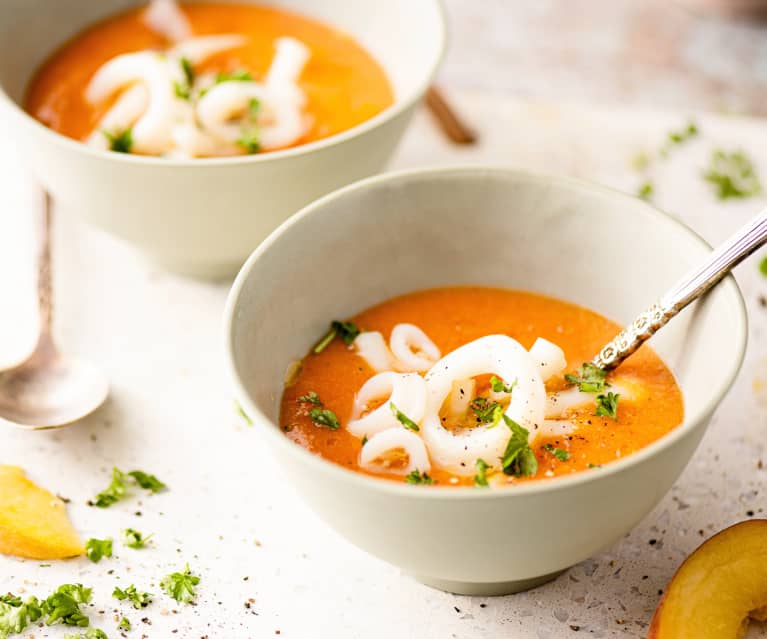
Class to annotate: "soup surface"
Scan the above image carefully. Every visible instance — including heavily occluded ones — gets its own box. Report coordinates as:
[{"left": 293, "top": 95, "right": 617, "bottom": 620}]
[
  {"left": 279, "top": 287, "right": 684, "bottom": 488},
  {"left": 25, "top": 1, "right": 394, "bottom": 156}
]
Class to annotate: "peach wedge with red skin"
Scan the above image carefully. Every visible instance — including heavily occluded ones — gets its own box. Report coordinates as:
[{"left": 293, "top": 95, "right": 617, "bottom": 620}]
[
  {"left": 649, "top": 520, "right": 767, "bottom": 639},
  {"left": 0, "top": 465, "right": 83, "bottom": 559}
]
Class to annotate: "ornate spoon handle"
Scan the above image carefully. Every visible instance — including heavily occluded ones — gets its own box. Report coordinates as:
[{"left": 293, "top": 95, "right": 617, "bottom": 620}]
[{"left": 592, "top": 208, "right": 767, "bottom": 371}]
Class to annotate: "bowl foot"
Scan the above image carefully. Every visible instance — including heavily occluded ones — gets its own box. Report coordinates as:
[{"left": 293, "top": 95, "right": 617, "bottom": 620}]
[{"left": 414, "top": 569, "right": 566, "bottom": 596}]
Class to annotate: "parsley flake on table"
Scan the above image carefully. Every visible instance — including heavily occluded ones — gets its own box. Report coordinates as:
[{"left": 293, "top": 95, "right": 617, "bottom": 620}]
[
  {"left": 595, "top": 392, "right": 620, "bottom": 420},
  {"left": 501, "top": 415, "right": 537, "bottom": 477},
  {"left": 85, "top": 538, "right": 113, "bottom": 563},
  {"left": 122, "top": 528, "right": 152, "bottom": 549},
  {"left": 404, "top": 469, "right": 434, "bottom": 485},
  {"left": 390, "top": 402, "right": 419, "bottom": 431},
  {"left": 637, "top": 181, "right": 654, "bottom": 201},
  {"left": 112, "top": 585, "right": 153, "bottom": 610},
  {"left": 489, "top": 375, "right": 516, "bottom": 393},
  {"left": 760, "top": 255, "right": 767, "bottom": 276},
  {"left": 309, "top": 407, "right": 341, "bottom": 430},
  {"left": 313, "top": 320, "right": 361, "bottom": 353},
  {"left": 704, "top": 149, "right": 762, "bottom": 200},
  {"left": 118, "top": 617, "right": 131, "bottom": 631},
  {"left": 64, "top": 629, "right": 107, "bottom": 639},
  {"left": 0, "top": 594, "right": 42, "bottom": 637},
  {"left": 41, "top": 584, "right": 91, "bottom": 627},
  {"left": 565, "top": 363, "right": 608, "bottom": 393},
  {"left": 474, "top": 458, "right": 490, "bottom": 487},
  {"left": 469, "top": 397, "right": 504, "bottom": 427},
  {"left": 160, "top": 564, "right": 200, "bottom": 604},
  {"left": 542, "top": 444, "right": 570, "bottom": 461},
  {"left": 92, "top": 468, "right": 129, "bottom": 507},
  {"left": 127, "top": 470, "right": 166, "bottom": 493},
  {"left": 235, "top": 400, "right": 253, "bottom": 425}
]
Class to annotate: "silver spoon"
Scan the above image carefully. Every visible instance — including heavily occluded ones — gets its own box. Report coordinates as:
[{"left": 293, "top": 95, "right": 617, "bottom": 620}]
[
  {"left": 593, "top": 208, "right": 767, "bottom": 370},
  {"left": 0, "top": 192, "right": 108, "bottom": 430}
]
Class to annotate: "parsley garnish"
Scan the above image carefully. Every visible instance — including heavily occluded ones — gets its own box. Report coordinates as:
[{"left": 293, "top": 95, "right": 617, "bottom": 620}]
[
  {"left": 501, "top": 415, "right": 538, "bottom": 477},
  {"left": 236, "top": 127, "right": 261, "bottom": 154},
  {"left": 704, "top": 149, "right": 762, "bottom": 200},
  {"left": 127, "top": 470, "right": 166, "bottom": 493},
  {"left": 297, "top": 392, "right": 322, "bottom": 406},
  {"left": 474, "top": 458, "right": 490, "bottom": 487},
  {"left": 112, "top": 585, "right": 152, "bottom": 609},
  {"left": 404, "top": 469, "right": 434, "bottom": 485},
  {"left": 588, "top": 463, "right": 602, "bottom": 469},
  {"left": 215, "top": 69, "right": 254, "bottom": 83},
  {"left": 122, "top": 528, "right": 152, "bottom": 549},
  {"left": 103, "top": 128, "right": 133, "bottom": 154},
  {"left": 308, "top": 408, "right": 340, "bottom": 430},
  {"left": 160, "top": 564, "right": 200, "bottom": 604},
  {"left": 91, "top": 468, "right": 166, "bottom": 508},
  {"left": 64, "top": 629, "right": 107, "bottom": 639},
  {"left": 248, "top": 97, "right": 261, "bottom": 118},
  {"left": 595, "top": 392, "right": 620, "bottom": 420},
  {"left": 361, "top": 435, "right": 368, "bottom": 446},
  {"left": 542, "top": 444, "right": 570, "bottom": 461},
  {"left": 389, "top": 402, "right": 419, "bottom": 431},
  {"left": 313, "top": 320, "right": 361, "bottom": 353},
  {"left": 489, "top": 375, "right": 516, "bottom": 393},
  {"left": 666, "top": 121, "right": 698, "bottom": 146},
  {"left": 564, "top": 363, "right": 608, "bottom": 393},
  {"left": 637, "top": 181, "right": 654, "bottom": 201},
  {"left": 41, "top": 584, "right": 91, "bottom": 627},
  {"left": 0, "top": 594, "right": 42, "bottom": 637},
  {"left": 761, "top": 256, "right": 767, "bottom": 276},
  {"left": 469, "top": 397, "right": 504, "bottom": 427},
  {"left": 84, "top": 538, "right": 112, "bottom": 563},
  {"left": 235, "top": 400, "right": 253, "bottom": 425},
  {"left": 118, "top": 617, "right": 131, "bottom": 631}
]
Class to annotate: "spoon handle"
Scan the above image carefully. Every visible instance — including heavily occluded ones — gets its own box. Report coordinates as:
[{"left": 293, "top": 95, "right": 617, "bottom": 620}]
[
  {"left": 37, "top": 192, "right": 53, "bottom": 339},
  {"left": 592, "top": 208, "right": 767, "bottom": 371}
]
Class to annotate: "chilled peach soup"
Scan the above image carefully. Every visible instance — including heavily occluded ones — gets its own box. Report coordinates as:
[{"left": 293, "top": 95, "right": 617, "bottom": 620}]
[
  {"left": 280, "top": 287, "right": 684, "bottom": 488},
  {"left": 25, "top": 1, "right": 394, "bottom": 158}
]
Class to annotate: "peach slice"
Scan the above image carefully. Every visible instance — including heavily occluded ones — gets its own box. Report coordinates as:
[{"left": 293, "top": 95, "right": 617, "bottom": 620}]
[
  {"left": 0, "top": 465, "right": 83, "bottom": 559},
  {"left": 649, "top": 520, "right": 767, "bottom": 638}
]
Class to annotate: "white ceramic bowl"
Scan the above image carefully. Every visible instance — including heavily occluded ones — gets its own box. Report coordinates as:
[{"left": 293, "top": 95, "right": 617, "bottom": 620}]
[
  {"left": 0, "top": 0, "right": 446, "bottom": 278},
  {"left": 224, "top": 167, "right": 747, "bottom": 595}
]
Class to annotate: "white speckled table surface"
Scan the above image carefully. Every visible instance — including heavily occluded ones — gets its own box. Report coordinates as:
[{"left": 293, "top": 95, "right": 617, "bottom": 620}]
[{"left": 3, "top": 92, "right": 767, "bottom": 639}]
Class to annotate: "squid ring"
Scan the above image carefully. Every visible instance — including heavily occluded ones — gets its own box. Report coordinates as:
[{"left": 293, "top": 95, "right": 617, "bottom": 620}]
[
  {"left": 359, "top": 428, "right": 431, "bottom": 476},
  {"left": 347, "top": 372, "right": 427, "bottom": 438}
]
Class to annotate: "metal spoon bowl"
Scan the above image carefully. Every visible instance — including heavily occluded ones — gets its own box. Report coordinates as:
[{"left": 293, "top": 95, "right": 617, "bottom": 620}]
[{"left": 0, "top": 193, "right": 108, "bottom": 429}]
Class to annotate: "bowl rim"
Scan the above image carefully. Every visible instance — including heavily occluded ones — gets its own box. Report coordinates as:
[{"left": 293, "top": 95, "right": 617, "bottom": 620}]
[
  {"left": 0, "top": 0, "right": 447, "bottom": 167},
  {"left": 224, "top": 165, "right": 748, "bottom": 500}
]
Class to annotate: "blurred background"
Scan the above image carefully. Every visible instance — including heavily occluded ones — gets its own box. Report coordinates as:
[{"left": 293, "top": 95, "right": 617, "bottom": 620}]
[{"left": 441, "top": 0, "right": 767, "bottom": 115}]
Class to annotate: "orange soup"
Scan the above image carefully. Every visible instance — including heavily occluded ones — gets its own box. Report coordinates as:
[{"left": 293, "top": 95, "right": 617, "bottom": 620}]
[
  {"left": 279, "top": 287, "right": 684, "bottom": 488},
  {"left": 25, "top": 1, "right": 394, "bottom": 157}
]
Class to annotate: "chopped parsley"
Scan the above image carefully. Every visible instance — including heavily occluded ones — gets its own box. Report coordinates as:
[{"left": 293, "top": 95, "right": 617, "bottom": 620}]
[
  {"left": 41, "top": 584, "right": 91, "bottom": 627},
  {"left": 103, "top": 128, "right": 133, "bottom": 154},
  {"left": 474, "top": 458, "right": 490, "bottom": 487},
  {"left": 542, "top": 444, "right": 570, "bottom": 461},
  {"left": 704, "top": 149, "right": 762, "bottom": 200},
  {"left": 501, "top": 415, "right": 537, "bottom": 477},
  {"left": 309, "top": 407, "right": 340, "bottom": 430},
  {"left": 404, "top": 469, "right": 434, "bottom": 485},
  {"left": 469, "top": 397, "right": 504, "bottom": 427},
  {"left": 84, "top": 538, "right": 113, "bottom": 563},
  {"left": 127, "top": 470, "right": 166, "bottom": 493},
  {"left": 588, "top": 463, "right": 602, "bottom": 469},
  {"left": 361, "top": 435, "right": 368, "bottom": 446},
  {"left": 565, "top": 363, "right": 608, "bottom": 393},
  {"left": 64, "top": 629, "right": 107, "bottom": 639},
  {"left": 215, "top": 69, "right": 254, "bottom": 83},
  {"left": 666, "top": 121, "right": 698, "bottom": 146},
  {"left": 390, "top": 402, "right": 419, "bottom": 431},
  {"left": 236, "top": 127, "right": 261, "bottom": 154},
  {"left": 160, "top": 564, "right": 200, "bottom": 604},
  {"left": 248, "top": 97, "right": 261, "bottom": 118},
  {"left": 489, "top": 375, "right": 516, "bottom": 393},
  {"left": 112, "top": 585, "right": 152, "bottom": 609},
  {"left": 91, "top": 468, "right": 166, "bottom": 508},
  {"left": 122, "top": 528, "right": 152, "bottom": 549},
  {"left": 595, "top": 392, "right": 620, "bottom": 420},
  {"left": 118, "top": 617, "right": 131, "bottom": 631},
  {"left": 313, "top": 320, "right": 361, "bottom": 353},
  {"left": 637, "top": 181, "right": 654, "bottom": 201},
  {"left": 235, "top": 400, "right": 253, "bottom": 425},
  {"left": 761, "top": 256, "right": 767, "bottom": 276},
  {"left": 297, "top": 391, "right": 323, "bottom": 406},
  {"left": 0, "top": 594, "right": 42, "bottom": 637}
]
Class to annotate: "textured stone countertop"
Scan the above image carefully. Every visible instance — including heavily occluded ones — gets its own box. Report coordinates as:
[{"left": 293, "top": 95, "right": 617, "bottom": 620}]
[{"left": 2, "top": 91, "right": 767, "bottom": 638}]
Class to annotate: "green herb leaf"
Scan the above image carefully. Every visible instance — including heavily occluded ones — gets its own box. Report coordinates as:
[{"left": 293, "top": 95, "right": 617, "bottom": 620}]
[
  {"left": 180, "top": 57, "right": 194, "bottom": 86},
  {"left": 309, "top": 407, "right": 340, "bottom": 430},
  {"left": 501, "top": 415, "right": 538, "bottom": 477},
  {"left": 704, "top": 149, "right": 762, "bottom": 200},
  {"left": 160, "top": 564, "right": 200, "bottom": 604},
  {"left": 92, "top": 468, "right": 129, "bottom": 508},
  {"left": 469, "top": 397, "right": 504, "bottom": 427},
  {"left": 64, "top": 629, "right": 108, "bottom": 639},
  {"left": 41, "top": 584, "right": 91, "bottom": 627},
  {"left": 588, "top": 463, "right": 602, "bottom": 469},
  {"left": 542, "top": 444, "right": 570, "bottom": 461},
  {"left": 122, "top": 528, "right": 152, "bottom": 549},
  {"left": 248, "top": 97, "right": 261, "bottom": 118},
  {"left": 235, "top": 400, "right": 253, "bottom": 425},
  {"left": 637, "top": 181, "right": 654, "bottom": 201},
  {"left": 103, "top": 128, "right": 133, "bottom": 154},
  {"left": 667, "top": 121, "right": 698, "bottom": 144},
  {"left": 173, "top": 80, "right": 191, "bottom": 100},
  {"left": 112, "top": 585, "right": 152, "bottom": 610},
  {"left": 127, "top": 470, "right": 166, "bottom": 493},
  {"left": 474, "top": 458, "right": 490, "bottom": 487},
  {"left": 595, "top": 392, "right": 620, "bottom": 420},
  {"left": 361, "top": 435, "right": 368, "bottom": 446},
  {"left": 313, "top": 320, "right": 361, "bottom": 353},
  {"left": 84, "top": 538, "right": 113, "bottom": 563},
  {"left": 564, "top": 363, "right": 608, "bottom": 393},
  {"left": 389, "top": 402, "right": 419, "bottom": 431},
  {"left": 404, "top": 469, "right": 434, "bottom": 485},
  {"left": 489, "top": 375, "right": 516, "bottom": 394},
  {"left": 215, "top": 69, "right": 254, "bottom": 83},
  {"left": 297, "top": 391, "right": 323, "bottom": 406},
  {"left": 118, "top": 617, "right": 131, "bottom": 631},
  {"left": 760, "top": 256, "right": 767, "bottom": 276},
  {"left": 236, "top": 127, "right": 261, "bottom": 154},
  {"left": 0, "top": 595, "right": 42, "bottom": 637}
]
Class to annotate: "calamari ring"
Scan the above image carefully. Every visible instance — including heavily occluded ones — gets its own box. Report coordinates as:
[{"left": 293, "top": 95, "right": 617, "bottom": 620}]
[
  {"left": 347, "top": 372, "right": 427, "bottom": 438},
  {"left": 529, "top": 337, "right": 567, "bottom": 382},
  {"left": 390, "top": 323, "right": 441, "bottom": 373},
  {"left": 359, "top": 428, "right": 430, "bottom": 476},
  {"left": 353, "top": 332, "right": 393, "bottom": 373}
]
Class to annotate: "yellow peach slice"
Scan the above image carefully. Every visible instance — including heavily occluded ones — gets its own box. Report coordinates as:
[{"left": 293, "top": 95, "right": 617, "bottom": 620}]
[
  {"left": 0, "top": 465, "right": 83, "bottom": 559},
  {"left": 649, "top": 520, "right": 767, "bottom": 639}
]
